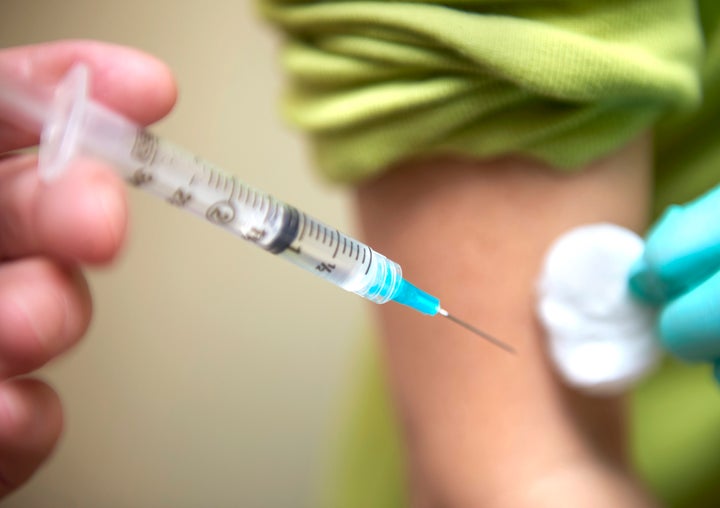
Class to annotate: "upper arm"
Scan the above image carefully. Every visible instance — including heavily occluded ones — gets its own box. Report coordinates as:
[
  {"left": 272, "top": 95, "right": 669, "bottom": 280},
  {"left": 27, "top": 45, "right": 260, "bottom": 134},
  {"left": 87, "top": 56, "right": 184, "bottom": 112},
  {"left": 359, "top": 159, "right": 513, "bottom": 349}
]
[{"left": 354, "top": 134, "right": 654, "bottom": 506}]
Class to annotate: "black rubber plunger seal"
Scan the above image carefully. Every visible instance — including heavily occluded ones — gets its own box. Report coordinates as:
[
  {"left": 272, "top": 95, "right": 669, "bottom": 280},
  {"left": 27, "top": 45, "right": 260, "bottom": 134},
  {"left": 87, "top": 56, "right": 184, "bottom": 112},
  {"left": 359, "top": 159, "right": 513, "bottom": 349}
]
[{"left": 266, "top": 206, "right": 300, "bottom": 254}]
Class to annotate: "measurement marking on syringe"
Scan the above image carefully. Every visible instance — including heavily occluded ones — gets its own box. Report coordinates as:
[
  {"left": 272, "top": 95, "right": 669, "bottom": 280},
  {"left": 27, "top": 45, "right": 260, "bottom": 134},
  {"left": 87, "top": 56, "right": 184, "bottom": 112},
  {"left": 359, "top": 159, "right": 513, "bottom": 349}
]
[
  {"left": 332, "top": 231, "right": 340, "bottom": 258},
  {"left": 328, "top": 230, "right": 335, "bottom": 248},
  {"left": 269, "top": 203, "right": 277, "bottom": 222},
  {"left": 298, "top": 214, "right": 307, "bottom": 241},
  {"left": 342, "top": 237, "right": 347, "bottom": 255},
  {"left": 229, "top": 177, "right": 237, "bottom": 202},
  {"left": 365, "top": 248, "right": 373, "bottom": 275},
  {"left": 355, "top": 244, "right": 360, "bottom": 261},
  {"left": 362, "top": 248, "right": 366, "bottom": 264},
  {"left": 322, "top": 227, "right": 327, "bottom": 243},
  {"left": 309, "top": 220, "right": 315, "bottom": 239}
]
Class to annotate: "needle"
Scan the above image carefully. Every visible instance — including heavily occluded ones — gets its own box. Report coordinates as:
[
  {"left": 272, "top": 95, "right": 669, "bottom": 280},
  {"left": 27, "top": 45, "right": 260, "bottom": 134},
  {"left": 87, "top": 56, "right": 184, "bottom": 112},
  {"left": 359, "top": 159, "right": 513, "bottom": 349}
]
[{"left": 438, "top": 308, "right": 516, "bottom": 354}]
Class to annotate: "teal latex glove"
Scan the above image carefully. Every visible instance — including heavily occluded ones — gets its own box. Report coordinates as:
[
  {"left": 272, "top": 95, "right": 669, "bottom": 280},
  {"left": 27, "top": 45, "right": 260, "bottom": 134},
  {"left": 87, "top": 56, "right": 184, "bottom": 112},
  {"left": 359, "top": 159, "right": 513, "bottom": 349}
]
[{"left": 629, "top": 185, "right": 720, "bottom": 381}]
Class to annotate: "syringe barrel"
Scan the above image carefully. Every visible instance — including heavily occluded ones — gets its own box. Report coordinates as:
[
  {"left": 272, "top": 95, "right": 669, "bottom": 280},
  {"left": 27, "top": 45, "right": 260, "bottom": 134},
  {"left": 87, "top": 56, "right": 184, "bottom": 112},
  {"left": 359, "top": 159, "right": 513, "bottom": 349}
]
[
  {"left": 41, "top": 69, "right": 407, "bottom": 305},
  {"left": 275, "top": 212, "right": 404, "bottom": 304},
  {"left": 13, "top": 64, "right": 432, "bottom": 311},
  {"left": 98, "top": 124, "right": 408, "bottom": 306}
]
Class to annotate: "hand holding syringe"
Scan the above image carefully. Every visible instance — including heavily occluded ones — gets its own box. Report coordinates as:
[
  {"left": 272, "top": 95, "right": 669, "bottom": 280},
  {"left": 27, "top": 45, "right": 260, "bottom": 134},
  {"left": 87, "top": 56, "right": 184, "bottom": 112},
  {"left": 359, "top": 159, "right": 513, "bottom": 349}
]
[{"left": 0, "top": 64, "right": 513, "bottom": 353}]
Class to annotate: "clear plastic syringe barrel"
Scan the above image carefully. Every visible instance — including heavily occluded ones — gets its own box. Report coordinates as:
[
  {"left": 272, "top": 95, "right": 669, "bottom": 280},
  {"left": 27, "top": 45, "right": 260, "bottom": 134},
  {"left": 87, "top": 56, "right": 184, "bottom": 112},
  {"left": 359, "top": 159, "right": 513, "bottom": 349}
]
[
  {"left": 91, "top": 126, "right": 405, "bottom": 304},
  {"left": 0, "top": 64, "right": 427, "bottom": 308},
  {"left": 53, "top": 79, "right": 405, "bottom": 305}
]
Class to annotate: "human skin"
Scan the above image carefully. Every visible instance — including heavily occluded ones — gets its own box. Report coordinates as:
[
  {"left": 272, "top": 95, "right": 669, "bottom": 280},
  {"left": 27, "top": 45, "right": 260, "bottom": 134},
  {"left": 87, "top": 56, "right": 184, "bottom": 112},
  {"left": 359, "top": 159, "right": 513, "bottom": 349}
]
[
  {"left": 355, "top": 136, "right": 658, "bottom": 507},
  {"left": 0, "top": 41, "right": 176, "bottom": 497},
  {"left": 0, "top": 40, "right": 658, "bottom": 506}
]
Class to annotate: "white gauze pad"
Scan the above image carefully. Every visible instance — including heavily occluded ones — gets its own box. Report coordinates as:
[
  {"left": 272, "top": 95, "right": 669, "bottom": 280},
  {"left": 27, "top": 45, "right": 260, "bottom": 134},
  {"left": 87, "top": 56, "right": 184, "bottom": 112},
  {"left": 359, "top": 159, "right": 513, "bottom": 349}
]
[{"left": 536, "top": 223, "right": 661, "bottom": 395}]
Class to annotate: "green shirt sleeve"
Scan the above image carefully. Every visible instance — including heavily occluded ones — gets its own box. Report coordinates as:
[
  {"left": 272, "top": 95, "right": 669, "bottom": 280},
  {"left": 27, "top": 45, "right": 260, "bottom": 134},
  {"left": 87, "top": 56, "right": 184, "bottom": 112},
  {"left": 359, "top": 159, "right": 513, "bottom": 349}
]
[
  {"left": 654, "top": 0, "right": 720, "bottom": 214},
  {"left": 260, "top": 0, "right": 703, "bottom": 184}
]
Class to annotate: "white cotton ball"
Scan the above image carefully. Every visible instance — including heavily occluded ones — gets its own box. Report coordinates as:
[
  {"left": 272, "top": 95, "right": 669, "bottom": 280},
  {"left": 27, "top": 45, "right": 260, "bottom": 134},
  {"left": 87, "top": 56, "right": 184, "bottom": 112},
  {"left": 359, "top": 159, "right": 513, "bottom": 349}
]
[{"left": 536, "top": 223, "right": 661, "bottom": 396}]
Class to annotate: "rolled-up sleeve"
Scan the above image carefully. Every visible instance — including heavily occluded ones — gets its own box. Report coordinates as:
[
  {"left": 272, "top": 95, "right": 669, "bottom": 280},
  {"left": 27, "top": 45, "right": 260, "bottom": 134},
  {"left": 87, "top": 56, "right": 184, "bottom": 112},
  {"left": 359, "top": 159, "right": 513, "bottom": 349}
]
[{"left": 259, "top": 0, "right": 703, "bottom": 183}]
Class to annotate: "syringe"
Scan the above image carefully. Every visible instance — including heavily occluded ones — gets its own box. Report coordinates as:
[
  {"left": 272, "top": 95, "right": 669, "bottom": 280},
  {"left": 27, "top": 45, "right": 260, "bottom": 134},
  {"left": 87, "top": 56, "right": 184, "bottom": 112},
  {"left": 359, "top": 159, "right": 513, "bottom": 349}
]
[{"left": 0, "top": 65, "right": 513, "bottom": 354}]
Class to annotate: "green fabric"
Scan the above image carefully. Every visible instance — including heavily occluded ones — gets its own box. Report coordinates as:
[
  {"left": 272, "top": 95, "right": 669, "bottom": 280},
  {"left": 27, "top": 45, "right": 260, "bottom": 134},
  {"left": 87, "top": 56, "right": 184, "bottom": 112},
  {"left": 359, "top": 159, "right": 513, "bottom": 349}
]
[
  {"left": 259, "top": 1, "right": 720, "bottom": 507},
  {"left": 260, "top": 0, "right": 703, "bottom": 184},
  {"left": 632, "top": 360, "right": 720, "bottom": 507},
  {"left": 654, "top": 1, "right": 720, "bottom": 214},
  {"left": 319, "top": 340, "right": 407, "bottom": 508}
]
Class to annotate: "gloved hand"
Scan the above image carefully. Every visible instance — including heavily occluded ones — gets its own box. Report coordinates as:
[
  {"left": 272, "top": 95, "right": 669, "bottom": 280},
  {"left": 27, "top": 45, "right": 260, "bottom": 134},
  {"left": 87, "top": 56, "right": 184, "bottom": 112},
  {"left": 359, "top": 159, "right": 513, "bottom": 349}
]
[{"left": 629, "top": 185, "right": 720, "bottom": 382}]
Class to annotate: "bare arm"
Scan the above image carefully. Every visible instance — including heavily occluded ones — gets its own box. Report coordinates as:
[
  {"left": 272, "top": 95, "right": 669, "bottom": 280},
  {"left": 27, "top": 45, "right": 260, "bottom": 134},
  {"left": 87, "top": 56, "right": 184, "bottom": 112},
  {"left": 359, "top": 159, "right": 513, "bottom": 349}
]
[{"left": 355, "top": 135, "right": 657, "bottom": 507}]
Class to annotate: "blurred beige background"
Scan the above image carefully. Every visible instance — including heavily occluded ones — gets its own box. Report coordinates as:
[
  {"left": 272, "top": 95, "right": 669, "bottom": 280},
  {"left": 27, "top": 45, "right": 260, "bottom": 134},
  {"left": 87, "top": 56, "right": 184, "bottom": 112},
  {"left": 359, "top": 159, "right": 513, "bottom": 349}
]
[{"left": 1, "top": 1, "right": 365, "bottom": 507}]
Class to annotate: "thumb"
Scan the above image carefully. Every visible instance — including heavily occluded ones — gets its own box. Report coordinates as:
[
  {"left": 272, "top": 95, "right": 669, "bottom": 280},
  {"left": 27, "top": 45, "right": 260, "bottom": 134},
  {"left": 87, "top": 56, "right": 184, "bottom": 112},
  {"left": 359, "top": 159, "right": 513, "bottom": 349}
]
[{"left": 629, "top": 184, "right": 720, "bottom": 304}]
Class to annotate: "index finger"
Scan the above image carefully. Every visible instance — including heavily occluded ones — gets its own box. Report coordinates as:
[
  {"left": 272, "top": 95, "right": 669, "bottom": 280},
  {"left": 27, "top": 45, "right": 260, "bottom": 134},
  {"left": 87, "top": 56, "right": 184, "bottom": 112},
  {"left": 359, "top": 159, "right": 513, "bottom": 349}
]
[
  {"left": 629, "top": 184, "right": 720, "bottom": 303},
  {"left": 0, "top": 39, "right": 177, "bottom": 153}
]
